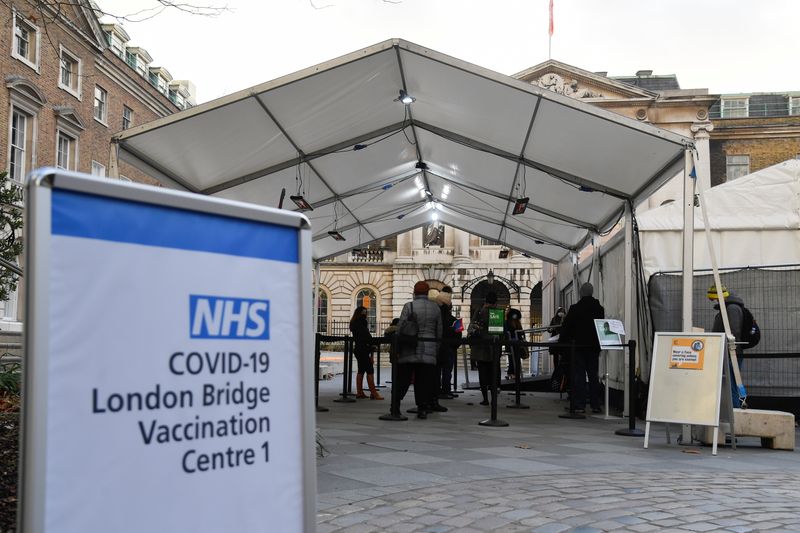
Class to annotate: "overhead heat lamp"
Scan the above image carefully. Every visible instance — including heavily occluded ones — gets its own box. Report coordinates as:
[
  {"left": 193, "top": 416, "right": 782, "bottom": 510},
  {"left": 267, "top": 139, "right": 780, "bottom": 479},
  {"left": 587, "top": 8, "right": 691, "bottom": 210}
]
[
  {"left": 328, "top": 231, "right": 346, "bottom": 241},
  {"left": 290, "top": 195, "right": 313, "bottom": 211},
  {"left": 512, "top": 197, "right": 529, "bottom": 215},
  {"left": 498, "top": 249, "right": 510, "bottom": 259}
]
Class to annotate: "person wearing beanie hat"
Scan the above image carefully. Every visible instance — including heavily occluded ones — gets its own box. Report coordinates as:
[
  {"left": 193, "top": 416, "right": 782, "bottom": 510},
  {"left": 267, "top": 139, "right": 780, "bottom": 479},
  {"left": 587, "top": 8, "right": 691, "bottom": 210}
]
[
  {"left": 436, "top": 286, "right": 460, "bottom": 399},
  {"left": 559, "top": 281, "right": 605, "bottom": 417},
  {"left": 393, "top": 281, "right": 443, "bottom": 419},
  {"left": 413, "top": 280, "right": 430, "bottom": 296}
]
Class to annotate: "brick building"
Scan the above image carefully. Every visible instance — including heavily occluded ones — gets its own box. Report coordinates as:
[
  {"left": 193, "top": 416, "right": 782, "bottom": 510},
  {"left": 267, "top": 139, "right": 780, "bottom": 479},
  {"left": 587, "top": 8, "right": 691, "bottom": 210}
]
[
  {"left": 1, "top": 0, "right": 195, "bottom": 323},
  {"left": 708, "top": 93, "right": 800, "bottom": 186}
]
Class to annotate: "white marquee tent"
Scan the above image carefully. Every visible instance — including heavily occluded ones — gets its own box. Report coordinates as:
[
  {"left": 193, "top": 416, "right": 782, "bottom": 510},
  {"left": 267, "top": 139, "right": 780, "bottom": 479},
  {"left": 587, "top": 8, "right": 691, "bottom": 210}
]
[
  {"left": 114, "top": 39, "right": 693, "bottom": 264},
  {"left": 638, "top": 159, "right": 800, "bottom": 278}
]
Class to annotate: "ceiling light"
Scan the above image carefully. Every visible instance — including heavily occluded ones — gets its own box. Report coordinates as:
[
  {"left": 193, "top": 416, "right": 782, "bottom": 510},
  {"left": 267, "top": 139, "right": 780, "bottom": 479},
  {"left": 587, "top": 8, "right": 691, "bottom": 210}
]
[
  {"left": 499, "top": 249, "right": 510, "bottom": 259},
  {"left": 419, "top": 189, "right": 426, "bottom": 199},
  {"left": 398, "top": 89, "right": 416, "bottom": 105},
  {"left": 431, "top": 212, "right": 439, "bottom": 222},
  {"left": 512, "top": 197, "right": 529, "bottom": 216},
  {"left": 290, "top": 195, "right": 313, "bottom": 211},
  {"left": 328, "top": 231, "right": 346, "bottom": 241}
]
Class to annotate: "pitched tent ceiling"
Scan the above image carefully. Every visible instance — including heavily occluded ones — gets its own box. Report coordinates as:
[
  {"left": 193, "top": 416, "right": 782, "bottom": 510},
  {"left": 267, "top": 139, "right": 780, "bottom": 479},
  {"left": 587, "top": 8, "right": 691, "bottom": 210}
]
[{"left": 115, "top": 39, "right": 693, "bottom": 263}]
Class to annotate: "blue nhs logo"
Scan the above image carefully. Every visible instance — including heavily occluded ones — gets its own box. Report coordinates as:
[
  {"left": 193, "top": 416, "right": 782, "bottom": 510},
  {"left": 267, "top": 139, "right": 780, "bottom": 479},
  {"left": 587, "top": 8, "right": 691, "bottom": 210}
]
[{"left": 189, "top": 295, "right": 270, "bottom": 339}]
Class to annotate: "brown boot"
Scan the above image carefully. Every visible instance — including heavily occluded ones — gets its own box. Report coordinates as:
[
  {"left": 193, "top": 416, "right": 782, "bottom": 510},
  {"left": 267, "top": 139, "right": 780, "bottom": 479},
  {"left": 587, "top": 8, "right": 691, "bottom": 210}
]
[
  {"left": 367, "top": 374, "right": 384, "bottom": 400},
  {"left": 355, "top": 372, "right": 367, "bottom": 399}
]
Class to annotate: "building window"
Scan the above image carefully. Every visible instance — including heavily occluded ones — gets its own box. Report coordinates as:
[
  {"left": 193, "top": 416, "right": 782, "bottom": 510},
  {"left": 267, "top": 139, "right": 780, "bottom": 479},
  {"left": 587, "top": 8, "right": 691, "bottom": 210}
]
[
  {"left": 317, "top": 290, "right": 328, "bottom": 333},
  {"left": 726, "top": 155, "right": 750, "bottom": 180},
  {"left": 9, "top": 109, "right": 32, "bottom": 183},
  {"left": 12, "top": 14, "right": 39, "bottom": 70},
  {"left": 91, "top": 161, "right": 106, "bottom": 177},
  {"left": 721, "top": 98, "right": 748, "bottom": 118},
  {"left": 56, "top": 131, "right": 76, "bottom": 170},
  {"left": 791, "top": 97, "right": 800, "bottom": 116},
  {"left": 122, "top": 106, "right": 133, "bottom": 130},
  {"left": 58, "top": 46, "right": 81, "bottom": 97},
  {"left": 93, "top": 86, "right": 108, "bottom": 124},
  {"left": 480, "top": 237, "right": 499, "bottom": 246},
  {"left": 355, "top": 288, "right": 378, "bottom": 333}
]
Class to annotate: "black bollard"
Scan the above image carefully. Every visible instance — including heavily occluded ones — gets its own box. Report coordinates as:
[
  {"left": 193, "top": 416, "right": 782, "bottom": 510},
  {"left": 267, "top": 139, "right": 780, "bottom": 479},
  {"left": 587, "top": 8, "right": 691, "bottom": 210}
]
[
  {"left": 334, "top": 337, "right": 356, "bottom": 403},
  {"left": 480, "top": 338, "right": 509, "bottom": 427},
  {"left": 506, "top": 339, "right": 529, "bottom": 409},
  {"left": 615, "top": 340, "right": 644, "bottom": 437},
  {"left": 315, "top": 333, "right": 329, "bottom": 412},
  {"left": 375, "top": 343, "right": 384, "bottom": 389},
  {"left": 380, "top": 336, "right": 407, "bottom": 421}
]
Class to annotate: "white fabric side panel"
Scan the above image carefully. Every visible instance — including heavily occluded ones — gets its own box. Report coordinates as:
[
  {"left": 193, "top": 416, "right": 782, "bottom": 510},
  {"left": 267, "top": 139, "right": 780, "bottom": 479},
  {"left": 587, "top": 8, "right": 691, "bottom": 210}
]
[{"left": 642, "top": 229, "right": 800, "bottom": 279}]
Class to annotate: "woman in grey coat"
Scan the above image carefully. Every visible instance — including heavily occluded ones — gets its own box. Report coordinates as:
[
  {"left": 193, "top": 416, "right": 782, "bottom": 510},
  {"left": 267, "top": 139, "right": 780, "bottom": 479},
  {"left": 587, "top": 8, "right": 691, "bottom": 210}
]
[{"left": 393, "top": 281, "right": 443, "bottom": 419}]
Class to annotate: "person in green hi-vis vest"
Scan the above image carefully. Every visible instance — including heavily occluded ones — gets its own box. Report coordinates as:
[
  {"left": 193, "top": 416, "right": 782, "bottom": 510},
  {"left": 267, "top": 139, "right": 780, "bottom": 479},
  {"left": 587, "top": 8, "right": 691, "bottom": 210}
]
[{"left": 470, "top": 291, "right": 501, "bottom": 405}]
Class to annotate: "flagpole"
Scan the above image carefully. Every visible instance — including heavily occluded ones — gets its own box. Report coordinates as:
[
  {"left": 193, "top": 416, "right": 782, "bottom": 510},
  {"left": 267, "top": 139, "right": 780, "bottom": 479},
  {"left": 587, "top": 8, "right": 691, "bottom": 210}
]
[{"left": 548, "top": 0, "right": 553, "bottom": 59}]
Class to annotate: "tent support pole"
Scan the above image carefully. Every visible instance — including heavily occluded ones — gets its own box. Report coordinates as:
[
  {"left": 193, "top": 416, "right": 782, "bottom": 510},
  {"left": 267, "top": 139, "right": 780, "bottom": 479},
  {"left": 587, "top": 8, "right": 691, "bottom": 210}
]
[
  {"left": 591, "top": 232, "right": 601, "bottom": 302},
  {"left": 681, "top": 148, "right": 696, "bottom": 444},
  {"left": 313, "top": 261, "right": 321, "bottom": 334},
  {"left": 623, "top": 202, "right": 633, "bottom": 418}
]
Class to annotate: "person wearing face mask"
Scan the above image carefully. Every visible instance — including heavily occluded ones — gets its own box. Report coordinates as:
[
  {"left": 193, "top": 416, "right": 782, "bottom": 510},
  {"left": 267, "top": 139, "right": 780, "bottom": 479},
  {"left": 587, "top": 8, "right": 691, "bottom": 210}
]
[{"left": 548, "top": 306, "right": 567, "bottom": 368}]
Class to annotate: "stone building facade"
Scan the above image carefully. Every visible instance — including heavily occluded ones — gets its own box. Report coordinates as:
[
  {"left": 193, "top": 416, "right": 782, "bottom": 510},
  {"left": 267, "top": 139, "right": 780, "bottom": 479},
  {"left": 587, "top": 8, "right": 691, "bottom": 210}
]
[{"left": 1, "top": 1, "right": 194, "bottom": 324}]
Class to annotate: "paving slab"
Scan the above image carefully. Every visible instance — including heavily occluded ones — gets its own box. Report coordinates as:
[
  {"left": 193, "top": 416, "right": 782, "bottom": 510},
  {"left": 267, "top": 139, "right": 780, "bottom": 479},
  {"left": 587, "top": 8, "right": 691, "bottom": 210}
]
[{"left": 316, "top": 376, "right": 800, "bottom": 532}]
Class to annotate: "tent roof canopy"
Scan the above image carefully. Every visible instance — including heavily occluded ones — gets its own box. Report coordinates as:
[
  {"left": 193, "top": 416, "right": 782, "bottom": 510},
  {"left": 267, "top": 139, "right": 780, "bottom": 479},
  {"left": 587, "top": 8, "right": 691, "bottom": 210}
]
[{"left": 115, "top": 39, "right": 693, "bottom": 262}]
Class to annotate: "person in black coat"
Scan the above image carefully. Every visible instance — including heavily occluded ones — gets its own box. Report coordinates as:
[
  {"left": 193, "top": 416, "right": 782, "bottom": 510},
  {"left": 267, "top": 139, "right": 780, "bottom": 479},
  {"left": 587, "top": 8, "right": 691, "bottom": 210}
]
[
  {"left": 349, "top": 306, "right": 383, "bottom": 400},
  {"left": 559, "top": 282, "right": 604, "bottom": 414},
  {"left": 437, "top": 286, "right": 461, "bottom": 399}
]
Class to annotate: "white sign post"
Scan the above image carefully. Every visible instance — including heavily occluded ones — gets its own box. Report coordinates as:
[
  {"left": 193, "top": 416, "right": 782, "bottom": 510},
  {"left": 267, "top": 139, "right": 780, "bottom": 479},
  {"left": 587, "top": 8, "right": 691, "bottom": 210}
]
[{"left": 21, "top": 169, "right": 316, "bottom": 532}]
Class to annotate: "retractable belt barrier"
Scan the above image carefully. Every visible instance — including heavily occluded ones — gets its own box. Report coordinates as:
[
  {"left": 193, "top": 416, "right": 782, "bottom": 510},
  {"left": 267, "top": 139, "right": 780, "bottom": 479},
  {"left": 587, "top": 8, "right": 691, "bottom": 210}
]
[{"left": 314, "top": 333, "right": 642, "bottom": 435}]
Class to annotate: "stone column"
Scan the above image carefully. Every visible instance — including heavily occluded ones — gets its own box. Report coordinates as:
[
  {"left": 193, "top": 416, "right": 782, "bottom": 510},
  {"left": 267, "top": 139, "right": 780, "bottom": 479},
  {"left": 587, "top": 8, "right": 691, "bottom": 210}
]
[
  {"left": 453, "top": 228, "right": 470, "bottom": 265},
  {"left": 396, "top": 230, "right": 412, "bottom": 263},
  {"left": 691, "top": 121, "right": 714, "bottom": 193}
]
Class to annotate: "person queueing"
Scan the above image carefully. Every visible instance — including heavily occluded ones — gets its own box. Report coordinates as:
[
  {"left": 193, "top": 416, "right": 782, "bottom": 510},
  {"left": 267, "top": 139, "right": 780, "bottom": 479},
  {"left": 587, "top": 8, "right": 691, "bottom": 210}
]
[
  {"left": 559, "top": 282, "right": 604, "bottom": 415},
  {"left": 349, "top": 306, "right": 383, "bottom": 400},
  {"left": 471, "top": 291, "right": 499, "bottom": 406},
  {"left": 437, "top": 286, "right": 461, "bottom": 400},
  {"left": 708, "top": 284, "right": 746, "bottom": 407},
  {"left": 505, "top": 308, "right": 527, "bottom": 379},
  {"left": 394, "top": 281, "right": 442, "bottom": 419}
]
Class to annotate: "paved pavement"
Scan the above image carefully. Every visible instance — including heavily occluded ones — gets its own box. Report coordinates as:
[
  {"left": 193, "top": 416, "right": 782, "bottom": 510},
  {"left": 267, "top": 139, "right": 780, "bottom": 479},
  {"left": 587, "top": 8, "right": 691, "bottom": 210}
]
[{"left": 315, "top": 374, "right": 800, "bottom": 532}]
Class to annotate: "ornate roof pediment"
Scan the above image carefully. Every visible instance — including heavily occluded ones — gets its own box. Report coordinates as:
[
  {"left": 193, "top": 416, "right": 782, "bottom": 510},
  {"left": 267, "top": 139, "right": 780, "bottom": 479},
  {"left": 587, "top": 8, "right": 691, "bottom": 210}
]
[{"left": 514, "top": 59, "right": 656, "bottom": 101}]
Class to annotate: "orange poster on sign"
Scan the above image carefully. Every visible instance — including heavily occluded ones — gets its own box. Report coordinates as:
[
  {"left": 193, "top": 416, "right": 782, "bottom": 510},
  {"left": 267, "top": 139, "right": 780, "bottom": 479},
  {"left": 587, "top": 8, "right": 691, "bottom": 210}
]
[{"left": 669, "top": 338, "right": 705, "bottom": 370}]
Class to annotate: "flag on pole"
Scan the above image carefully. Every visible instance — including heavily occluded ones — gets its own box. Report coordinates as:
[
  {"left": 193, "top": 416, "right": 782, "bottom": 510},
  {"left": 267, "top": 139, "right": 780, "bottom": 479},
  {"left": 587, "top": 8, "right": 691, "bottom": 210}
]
[{"left": 549, "top": 0, "right": 554, "bottom": 36}]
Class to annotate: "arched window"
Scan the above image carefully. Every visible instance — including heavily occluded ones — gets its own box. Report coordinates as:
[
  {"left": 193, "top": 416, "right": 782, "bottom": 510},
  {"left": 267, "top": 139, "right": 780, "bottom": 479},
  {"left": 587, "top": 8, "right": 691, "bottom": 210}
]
[
  {"left": 316, "top": 290, "right": 329, "bottom": 333},
  {"left": 355, "top": 288, "right": 378, "bottom": 333}
]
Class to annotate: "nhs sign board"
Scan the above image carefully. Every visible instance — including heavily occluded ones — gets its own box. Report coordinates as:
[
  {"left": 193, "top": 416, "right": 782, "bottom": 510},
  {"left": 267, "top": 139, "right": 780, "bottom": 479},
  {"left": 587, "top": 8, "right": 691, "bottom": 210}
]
[{"left": 190, "top": 295, "right": 270, "bottom": 339}]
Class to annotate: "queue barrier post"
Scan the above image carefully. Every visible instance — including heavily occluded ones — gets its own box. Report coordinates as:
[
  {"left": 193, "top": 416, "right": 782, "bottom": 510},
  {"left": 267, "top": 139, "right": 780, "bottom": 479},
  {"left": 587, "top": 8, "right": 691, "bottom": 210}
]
[
  {"left": 479, "top": 337, "right": 509, "bottom": 427},
  {"left": 615, "top": 339, "right": 644, "bottom": 437},
  {"left": 334, "top": 336, "right": 356, "bottom": 403},
  {"left": 506, "top": 338, "right": 529, "bottom": 410},
  {"left": 315, "top": 332, "right": 329, "bottom": 412},
  {"left": 380, "top": 334, "right": 408, "bottom": 421}
]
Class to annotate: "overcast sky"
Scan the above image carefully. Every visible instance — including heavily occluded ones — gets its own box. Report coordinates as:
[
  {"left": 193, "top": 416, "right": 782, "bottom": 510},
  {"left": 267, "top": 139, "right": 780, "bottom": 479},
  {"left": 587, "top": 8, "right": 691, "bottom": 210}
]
[{"left": 98, "top": 0, "right": 799, "bottom": 104}]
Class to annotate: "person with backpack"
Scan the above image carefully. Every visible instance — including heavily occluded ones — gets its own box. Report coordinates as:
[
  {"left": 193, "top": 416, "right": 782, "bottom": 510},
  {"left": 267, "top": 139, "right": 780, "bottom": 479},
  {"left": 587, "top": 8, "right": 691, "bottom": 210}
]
[
  {"left": 709, "top": 284, "right": 756, "bottom": 408},
  {"left": 393, "top": 281, "right": 442, "bottom": 419}
]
